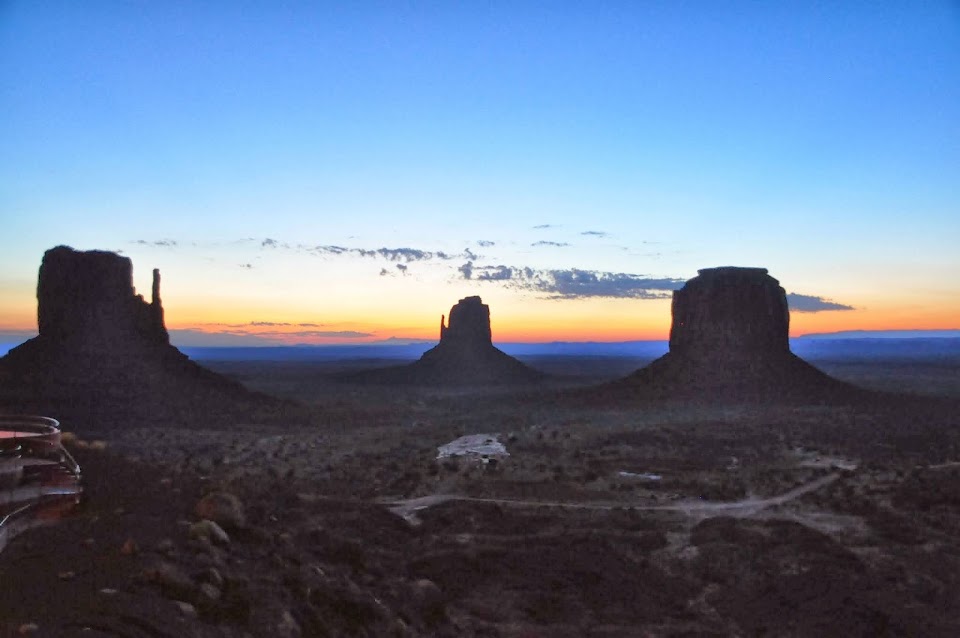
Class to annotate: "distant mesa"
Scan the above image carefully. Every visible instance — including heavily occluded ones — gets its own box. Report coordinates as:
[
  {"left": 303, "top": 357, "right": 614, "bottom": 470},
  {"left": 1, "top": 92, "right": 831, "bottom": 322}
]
[
  {"left": 614, "top": 267, "right": 856, "bottom": 402},
  {"left": 346, "top": 296, "right": 542, "bottom": 386},
  {"left": 669, "top": 267, "right": 789, "bottom": 360},
  {"left": 0, "top": 246, "right": 272, "bottom": 430}
]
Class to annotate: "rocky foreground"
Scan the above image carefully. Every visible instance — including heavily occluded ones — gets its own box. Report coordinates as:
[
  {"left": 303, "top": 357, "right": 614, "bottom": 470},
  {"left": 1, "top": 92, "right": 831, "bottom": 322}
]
[{"left": 3, "top": 394, "right": 960, "bottom": 638}]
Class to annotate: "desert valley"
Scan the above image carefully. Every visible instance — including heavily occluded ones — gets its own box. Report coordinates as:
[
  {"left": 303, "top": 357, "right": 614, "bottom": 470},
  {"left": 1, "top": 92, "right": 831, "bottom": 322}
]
[{"left": 1, "top": 247, "right": 959, "bottom": 637}]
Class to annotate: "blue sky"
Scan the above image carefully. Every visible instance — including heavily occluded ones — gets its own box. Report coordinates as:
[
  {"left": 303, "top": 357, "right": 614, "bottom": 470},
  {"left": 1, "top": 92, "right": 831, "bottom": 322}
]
[{"left": 2, "top": 1, "right": 958, "bottom": 345}]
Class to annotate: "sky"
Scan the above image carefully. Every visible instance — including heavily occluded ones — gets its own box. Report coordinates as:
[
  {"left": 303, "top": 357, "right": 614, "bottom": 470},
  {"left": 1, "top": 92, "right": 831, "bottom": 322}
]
[{"left": 2, "top": 1, "right": 958, "bottom": 346}]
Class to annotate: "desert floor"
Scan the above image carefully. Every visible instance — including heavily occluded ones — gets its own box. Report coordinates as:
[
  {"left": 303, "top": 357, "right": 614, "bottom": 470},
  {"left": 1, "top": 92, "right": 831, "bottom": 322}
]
[{"left": 2, "top": 354, "right": 960, "bottom": 637}]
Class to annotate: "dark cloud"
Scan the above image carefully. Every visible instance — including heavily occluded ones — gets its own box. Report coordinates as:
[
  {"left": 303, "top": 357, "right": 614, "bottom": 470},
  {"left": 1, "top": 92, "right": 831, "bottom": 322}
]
[
  {"left": 544, "top": 270, "right": 680, "bottom": 299},
  {"left": 532, "top": 224, "right": 557, "bottom": 229},
  {"left": 396, "top": 263, "right": 408, "bottom": 274},
  {"left": 261, "top": 238, "right": 278, "bottom": 248},
  {"left": 463, "top": 247, "right": 478, "bottom": 260},
  {"left": 240, "top": 263, "right": 253, "bottom": 269},
  {"left": 361, "top": 247, "right": 436, "bottom": 261},
  {"left": 786, "top": 293, "right": 855, "bottom": 313},
  {"left": 531, "top": 241, "right": 570, "bottom": 247},
  {"left": 309, "top": 245, "right": 454, "bottom": 262},
  {"left": 379, "top": 268, "right": 391, "bottom": 277},
  {"left": 476, "top": 240, "right": 495, "bottom": 247},
  {"left": 312, "top": 245, "right": 351, "bottom": 255},
  {"left": 459, "top": 264, "right": 683, "bottom": 299},
  {"left": 580, "top": 231, "right": 609, "bottom": 238},
  {"left": 476, "top": 265, "right": 516, "bottom": 281}
]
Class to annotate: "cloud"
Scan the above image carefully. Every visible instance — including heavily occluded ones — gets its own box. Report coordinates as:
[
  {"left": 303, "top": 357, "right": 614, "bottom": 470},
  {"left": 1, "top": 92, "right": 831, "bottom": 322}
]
[
  {"left": 476, "top": 240, "right": 496, "bottom": 247},
  {"left": 203, "top": 321, "right": 324, "bottom": 328},
  {"left": 786, "top": 293, "right": 855, "bottom": 313},
  {"left": 532, "top": 224, "right": 557, "bottom": 229},
  {"left": 308, "top": 245, "right": 455, "bottom": 262},
  {"left": 169, "top": 328, "right": 373, "bottom": 347},
  {"left": 249, "top": 321, "right": 321, "bottom": 327},
  {"left": 379, "top": 263, "right": 411, "bottom": 277},
  {"left": 580, "top": 231, "right": 609, "bottom": 238},
  {"left": 459, "top": 263, "right": 683, "bottom": 299},
  {"left": 312, "top": 245, "right": 351, "bottom": 255},
  {"left": 133, "top": 239, "right": 178, "bottom": 247},
  {"left": 363, "top": 247, "right": 444, "bottom": 261},
  {"left": 240, "top": 263, "right": 253, "bottom": 269},
  {"left": 531, "top": 241, "right": 570, "bottom": 247},
  {"left": 476, "top": 265, "right": 516, "bottom": 281},
  {"left": 261, "top": 238, "right": 278, "bottom": 248},
  {"left": 463, "top": 247, "right": 478, "bottom": 260}
]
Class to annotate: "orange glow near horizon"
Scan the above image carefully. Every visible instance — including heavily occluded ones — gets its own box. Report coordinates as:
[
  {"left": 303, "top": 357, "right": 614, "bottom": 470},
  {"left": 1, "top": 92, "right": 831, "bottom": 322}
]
[
  {"left": 3, "top": 290, "right": 959, "bottom": 344},
  {"left": 158, "top": 302, "right": 959, "bottom": 344}
]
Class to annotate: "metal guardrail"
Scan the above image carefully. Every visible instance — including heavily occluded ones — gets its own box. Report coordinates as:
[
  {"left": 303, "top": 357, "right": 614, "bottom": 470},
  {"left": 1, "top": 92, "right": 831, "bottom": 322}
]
[{"left": 0, "top": 415, "right": 83, "bottom": 554}]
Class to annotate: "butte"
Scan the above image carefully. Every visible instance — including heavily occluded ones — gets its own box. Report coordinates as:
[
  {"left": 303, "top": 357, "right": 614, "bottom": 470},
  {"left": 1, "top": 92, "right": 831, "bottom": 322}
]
[
  {"left": 610, "top": 267, "right": 858, "bottom": 403},
  {"left": 346, "top": 296, "right": 542, "bottom": 386},
  {"left": 0, "top": 246, "right": 274, "bottom": 431}
]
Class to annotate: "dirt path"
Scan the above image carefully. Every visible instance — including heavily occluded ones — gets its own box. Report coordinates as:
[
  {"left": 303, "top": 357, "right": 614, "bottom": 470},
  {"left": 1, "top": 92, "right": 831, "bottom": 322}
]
[{"left": 385, "top": 472, "right": 841, "bottom": 524}]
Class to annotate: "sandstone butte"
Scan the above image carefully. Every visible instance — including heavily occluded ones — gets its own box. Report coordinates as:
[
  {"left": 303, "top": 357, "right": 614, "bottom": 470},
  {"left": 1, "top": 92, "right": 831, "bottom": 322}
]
[
  {"left": 348, "top": 296, "right": 542, "bottom": 386},
  {"left": 0, "top": 246, "right": 273, "bottom": 430},
  {"left": 617, "top": 266, "right": 857, "bottom": 402}
]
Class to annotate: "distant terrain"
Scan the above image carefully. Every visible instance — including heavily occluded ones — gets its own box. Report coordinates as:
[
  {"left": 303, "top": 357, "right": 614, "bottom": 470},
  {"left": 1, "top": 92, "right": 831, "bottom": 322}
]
[
  {"left": 4, "top": 332, "right": 960, "bottom": 361},
  {"left": 179, "top": 335, "right": 960, "bottom": 363}
]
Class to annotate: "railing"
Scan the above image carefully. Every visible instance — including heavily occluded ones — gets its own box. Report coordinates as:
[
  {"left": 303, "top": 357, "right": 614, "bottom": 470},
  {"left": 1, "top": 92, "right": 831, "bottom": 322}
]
[{"left": 0, "top": 415, "right": 83, "bottom": 554}]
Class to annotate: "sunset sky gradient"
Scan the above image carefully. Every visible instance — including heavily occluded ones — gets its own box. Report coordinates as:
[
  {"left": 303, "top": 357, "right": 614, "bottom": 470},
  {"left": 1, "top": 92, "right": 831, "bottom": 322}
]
[{"left": 2, "top": 2, "right": 958, "bottom": 346}]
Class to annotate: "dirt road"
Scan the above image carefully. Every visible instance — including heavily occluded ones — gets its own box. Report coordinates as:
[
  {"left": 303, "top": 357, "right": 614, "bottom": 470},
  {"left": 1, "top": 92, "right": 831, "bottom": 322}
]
[{"left": 386, "top": 472, "right": 841, "bottom": 524}]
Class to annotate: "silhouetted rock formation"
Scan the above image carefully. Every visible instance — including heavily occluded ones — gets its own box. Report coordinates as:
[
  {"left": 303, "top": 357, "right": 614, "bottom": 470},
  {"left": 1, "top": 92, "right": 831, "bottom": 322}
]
[
  {"left": 347, "top": 296, "right": 542, "bottom": 386},
  {"left": 36, "top": 246, "right": 169, "bottom": 350},
  {"left": 615, "top": 267, "right": 855, "bottom": 402},
  {"left": 438, "top": 296, "right": 493, "bottom": 346},
  {"left": 670, "top": 267, "right": 789, "bottom": 360},
  {"left": 0, "top": 246, "right": 275, "bottom": 430}
]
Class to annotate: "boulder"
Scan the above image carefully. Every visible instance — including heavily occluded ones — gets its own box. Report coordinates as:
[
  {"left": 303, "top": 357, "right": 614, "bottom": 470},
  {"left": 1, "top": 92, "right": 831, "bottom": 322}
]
[{"left": 194, "top": 492, "right": 246, "bottom": 530}]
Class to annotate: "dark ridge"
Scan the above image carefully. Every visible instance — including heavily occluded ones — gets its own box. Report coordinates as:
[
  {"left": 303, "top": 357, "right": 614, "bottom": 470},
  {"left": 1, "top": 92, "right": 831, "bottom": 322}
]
[
  {"left": 343, "top": 296, "right": 543, "bottom": 386},
  {"left": 0, "top": 246, "right": 283, "bottom": 432}
]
